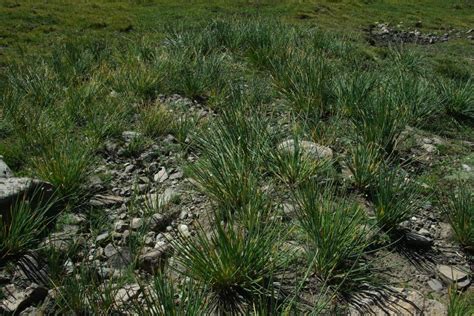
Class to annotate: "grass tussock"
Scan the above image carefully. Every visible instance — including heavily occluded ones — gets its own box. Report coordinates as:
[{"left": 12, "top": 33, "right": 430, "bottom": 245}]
[
  {"left": 371, "top": 168, "right": 423, "bottom": 232},
  {"left": 295, "top": 183, "right": 378, "bottom": 295},
  {"left": 439, "top": 184, "right": 474, "bottom": 251},
  {"left": 187, "top": 110, "right": 271, "bottom": 215},
  {"left": 31, "top": 139, "right": 93, "bottom": 201},
  {"left": 173, "top": 215, "right": 292, "bottom": 314},
  {"left": 1, "top": 192, "right": 58, "bottom": 260}
]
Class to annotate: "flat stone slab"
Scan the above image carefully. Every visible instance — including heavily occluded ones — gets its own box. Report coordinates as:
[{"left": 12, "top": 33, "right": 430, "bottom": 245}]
[{"left": 437, "top": 265, "right": 469, "bottom": 282}]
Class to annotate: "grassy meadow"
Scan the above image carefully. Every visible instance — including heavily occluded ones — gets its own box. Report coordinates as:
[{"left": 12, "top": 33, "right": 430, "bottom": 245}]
[{"left": 0, "top": 0, "right": 473, "bottom": 314}]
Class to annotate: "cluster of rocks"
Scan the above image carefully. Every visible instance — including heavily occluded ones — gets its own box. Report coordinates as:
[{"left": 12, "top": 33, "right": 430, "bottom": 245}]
[
  {"left": 1, "top": 95, "right": 473, "bottom": 313},
  {"left": 366, "top": 22, "right": 473, "bottom": 46},
  {"left": 0, "top": 95, "right": 209, "bottom": 314}
]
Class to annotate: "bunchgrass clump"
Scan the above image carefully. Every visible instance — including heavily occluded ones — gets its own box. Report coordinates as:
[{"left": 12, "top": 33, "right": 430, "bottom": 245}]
[
  {"left": 269, "top": 138, "right": 332, "bottom": 186},
  {"left": 349, "top": 92, "right": 407, "bottom": 155},
  {"left": 295, "top": 183, "right": 376, "bottom": 295},
  {"left": 171, "top": 112, "right": 200, "bottom": 145},
  {"left": 438, "top": 78, "right": 473, "bottom": 122},
  {"left": 172, "top": 215, "right": 292, "bottom": 314},
  {"left": 54, "top": 266, "right": 122, "bottom": 314},
  {"left": 439, "top": 184, "right": 474, "bottom": 251},
  {"left": 370, "top": 168, "right": 423, "bottom": 232},
  {"left": 31, "top": 139, "right": 93, "bottom": 201},
  {"left": 1, "top": 192, "right": 57, "bottom": 259},
  {"left": 134, "top": 273, "right": 207, "bottom": 315},
  {"left": 122, "top": 136, "right": 148, "bottom": 158},
  {"left": 187, "top": 110, "right": 271, "bottom": 214},
  {"left": 163, "top": 51, "right": 231, "bottom": 102},
  {"left": 347, "top": 143, "right": 385, "bottom": 192},
  {"left": 447, "top": 286, "right": 474, "bottom": 316},
  {"left": 112, "top": 62, "right": 163, "bottom": 101},
  {"left": 139, "top": 103, "right": 174, "bottom": 138},
  {"left": 272, "top": 50, "right": 334, "bottom": 121}
]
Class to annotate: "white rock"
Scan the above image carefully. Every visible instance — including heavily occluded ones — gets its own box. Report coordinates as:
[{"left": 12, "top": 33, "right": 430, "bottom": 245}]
[
  {"left": 96, "top": 232, "right": 109, "bottom": 245},
  {"left": 461, "top": 164, "right": 472, "bottom": 172},
  {"left": 122, "top": 131, "right": 141, "bottom": 142},
  {"left": 178, "top": 224, "right": 191, "bottom": 237},
  {"left": 437, "top": 265, "right": 468, "bottom": 282},
  {"left": 0, "top": 159, "right": 13, "bottom": 178},
  {"left": 154, "top": 167, "right": 168, "bottom": 183},
  {"left": 115, "top": 284, "right": 140, "bottom": 305},
  {"left": 277, "top": 139, "right": 333, "bottom": 160},
  {"left": 130, "top": 217, "right": 144, "bottom": 230},
  {"left": 114, "top": 220, "right": 128, "bottom": 233}
]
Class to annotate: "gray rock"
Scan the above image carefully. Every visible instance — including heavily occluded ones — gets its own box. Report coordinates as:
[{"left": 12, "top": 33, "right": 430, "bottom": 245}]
[
  {"left": 169, "top": 171, "right": 183, "bottom": 180},
  {"left": 104, "top": 243, "right": 118, "bottom": 258},
  {"left": 43, "top": 231, "right": 77, "bottom": 253},
  {"left": 115, "top": 284, "right": 140, "bottom": 306},
  {"left": 107, "top": 247, "right": 132, "bottom": 269},
  {"left": 0, "top": 284, "right": 48, "bottom": 314},
  {"left": 278, "top": 139, "right": 333, "bottom": 160},
  {"left": 405, "top": 231, "right": 433, "bottom": 249},
  {"left": 122, "top": 131, "right": 141, "bottom": 142},
  {"left": 437, "top": 265, "right": 470, "bottom": 289},
  {"left": 154, "top": 168, "right": 168, "bottom": 183},
  {"left": 150, "top": 213, "right": 169, "bottom": 232},
  {"left": 124, "top": 164, "right": 135, "bottom": 173},
  {"left": 428, "top": 279, "right": 444, "bottom": 292},
  {"left": 0, "top": 177, "right": 54, "bottom": 222},
  {"left": 438, "top": 222, "right": 453, "bottom": 240},
  {"left": 139, "top": 244, "right": 171, "bottom": 273},
  {"left": 89, "top": 194, "right": 125, "bottom": 207},
  {"left": 0, "top": 159, "right": 13, "bottom": 178},
  {"left": 130, "top": 217, "right": 144, "bottom": 230}
]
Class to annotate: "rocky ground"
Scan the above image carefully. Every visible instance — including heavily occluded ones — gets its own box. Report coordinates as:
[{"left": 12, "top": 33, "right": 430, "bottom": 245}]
[
  {"left": 365, "top": 22, "right": 474, "bottom": 46},
  {"left": 1, "top": 94, "right": 472, "bottom": 315}
]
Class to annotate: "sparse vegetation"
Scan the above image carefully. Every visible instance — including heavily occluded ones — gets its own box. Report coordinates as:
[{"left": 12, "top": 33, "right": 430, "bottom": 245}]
[{"left": 0, "top": 1, "right": 473, "bottom": 314}]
